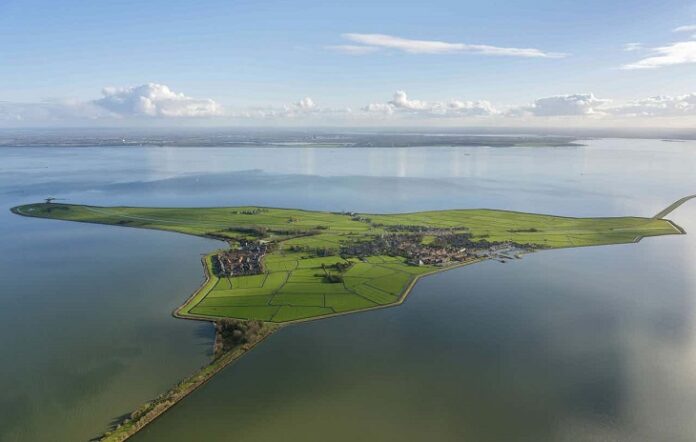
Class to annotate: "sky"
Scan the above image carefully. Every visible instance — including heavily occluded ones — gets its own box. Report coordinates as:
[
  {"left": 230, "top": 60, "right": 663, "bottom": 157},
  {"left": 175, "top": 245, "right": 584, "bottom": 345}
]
[{"left": 1, "top": 0, "right": 696, "bottom": 127}]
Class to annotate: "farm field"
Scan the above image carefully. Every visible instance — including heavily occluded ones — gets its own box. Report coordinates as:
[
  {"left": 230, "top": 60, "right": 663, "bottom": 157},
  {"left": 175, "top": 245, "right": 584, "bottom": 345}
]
[{"left": 12, "top": 203, "right": 683, "bottom": 322}]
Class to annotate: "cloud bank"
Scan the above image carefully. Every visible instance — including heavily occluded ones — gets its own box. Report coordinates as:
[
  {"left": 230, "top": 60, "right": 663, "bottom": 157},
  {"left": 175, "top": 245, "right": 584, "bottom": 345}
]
[
  {"left": 519, "top": 94, "right": 611, "bottom": 117},
  {"left": 363, "top": 90, "right": 497, "bottom": 117},
  {"left": 609, "top": 94, "right": 696, "bottom": 116},
  {"left": 3, "top": 83, "right": 696, "bottom": 127}
]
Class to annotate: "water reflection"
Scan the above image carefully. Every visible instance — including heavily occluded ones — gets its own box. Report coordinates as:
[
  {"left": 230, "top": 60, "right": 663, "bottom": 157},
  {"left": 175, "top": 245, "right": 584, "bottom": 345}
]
[
  {"left": 0, "top": 139, "right": 695, "bottom": 441},
  {"left": 135, "top": 204, "right": 696, "bottom": 442}
]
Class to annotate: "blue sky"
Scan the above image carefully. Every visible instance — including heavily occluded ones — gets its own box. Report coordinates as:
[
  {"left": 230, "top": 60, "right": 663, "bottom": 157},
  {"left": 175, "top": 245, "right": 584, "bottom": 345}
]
[{"left": 1, "top": 0, "right": 696, "bottom": 126}]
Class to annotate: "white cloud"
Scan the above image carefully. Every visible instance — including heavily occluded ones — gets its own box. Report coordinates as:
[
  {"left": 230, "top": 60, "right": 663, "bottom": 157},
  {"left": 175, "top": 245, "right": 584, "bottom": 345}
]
[
  {"left": 338, "top": 33, "right": 565, "bottom": 58},
  {"left": 234, "top": 97, "right": 345, "bottom": 120},
  {"left": 623, "top": 42, "right": 643, "bottom": 52},
  {"left": 361, "top": 102, "right": 395, "bottom": 115},
  {"left": 4, "top": 84, "right": 696, "bottom": 127},
  {"left": 94, "top": 83, "right": 222, "bottom": 117},
  {"left": 296, "top": 97, "right": 316, "bottom": 110},
  {"left": 609, "top": 94, "right": 696, "bottom": 116},
  {"left": 1, "top": 83, "right": 223, "bottom": 123},
  {"left": 674, "top": 24, "right": 696, "bottom": 33},
  {"left": 517, "top": 93, "right": 611, "bottom": 117},
  {"left": 447, "top": 99, "right": 498, "bottom": 115},
  {"left": 622, "top": 41, "right": 696, "bottom": 69},
  {"left": 511, "top": 92, "right": 696, "bottom": 119},
  {"left": 325, "top": 45, "right": 380, "bottom": 55},
  {"left": 390, "top": 90, "right": 430, "bottom": 110},
  {"left": 363, "top": 90, "right": 497, "bottom": 117}
]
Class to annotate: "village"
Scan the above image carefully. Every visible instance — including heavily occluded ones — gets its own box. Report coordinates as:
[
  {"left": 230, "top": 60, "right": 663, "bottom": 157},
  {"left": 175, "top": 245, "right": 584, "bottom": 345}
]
[
  {"left": 212, "top": 225, "right": 534, "bottom": 279},
  {"left": 214, "top": 241, "right": 267, "bottom": 276},
  {"left": 340, "top": 230, "right": 531, "bottom": 266}
]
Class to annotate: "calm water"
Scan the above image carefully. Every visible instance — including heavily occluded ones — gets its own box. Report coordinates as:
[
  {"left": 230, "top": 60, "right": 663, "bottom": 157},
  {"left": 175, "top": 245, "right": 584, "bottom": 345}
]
[{"left": 1, "top": 139, "right": 695, "bottom": 441}]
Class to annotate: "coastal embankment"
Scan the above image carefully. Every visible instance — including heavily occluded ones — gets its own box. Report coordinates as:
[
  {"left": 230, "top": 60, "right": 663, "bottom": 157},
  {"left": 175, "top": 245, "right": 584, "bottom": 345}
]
[
  {"left": 653, "top": 194, "right": 696, "bottom": 219},
  {"left": 98, "top": 322, "right": 278, "bottom": 441}
]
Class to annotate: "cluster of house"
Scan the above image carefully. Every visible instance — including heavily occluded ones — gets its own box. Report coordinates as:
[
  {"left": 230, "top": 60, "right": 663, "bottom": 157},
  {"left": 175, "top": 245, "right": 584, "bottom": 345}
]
[
  {"left": 340, "top": 231, "right": 529, "bottom": 266},
  {"left": 229, "top": 208, "right": 268, "bottom": 215},
  {"left": 215, "top": 241, "right": 267, "bottom": 276},
  {"left": 406, "top": 248, "right": 469, "bottom": 266},
  {"left": 338, "top": 232, "right": 462, "bottom": 265}
]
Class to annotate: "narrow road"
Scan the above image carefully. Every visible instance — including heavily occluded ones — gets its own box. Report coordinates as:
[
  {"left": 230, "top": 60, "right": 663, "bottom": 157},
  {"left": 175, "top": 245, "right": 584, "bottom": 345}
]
[{"left": 654, "top": 194, "right": 696, "bottom": 219}]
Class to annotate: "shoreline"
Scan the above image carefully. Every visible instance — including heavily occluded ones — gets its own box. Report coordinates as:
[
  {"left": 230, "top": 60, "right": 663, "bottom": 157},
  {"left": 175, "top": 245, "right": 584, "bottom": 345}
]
[
  {"left": 9, "top": 198, "right": 692, "bottom": 440},
  {"left": 99, "top": 254, "right": 490, "bottom": 441},
  {"left": 98, "top": 216, "right": 689, "bottom": 439},
  {"left": 260, "top": 256, "right": 490, "bottom": 326},
  {"left": 176, "top": 252, "right": 491, "bottom": 325}
]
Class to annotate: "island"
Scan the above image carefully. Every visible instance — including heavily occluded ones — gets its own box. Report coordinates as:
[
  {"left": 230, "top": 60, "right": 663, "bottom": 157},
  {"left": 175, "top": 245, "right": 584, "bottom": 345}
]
[{"left": 10, "top": 200, "right": 688, "bottom": 440}]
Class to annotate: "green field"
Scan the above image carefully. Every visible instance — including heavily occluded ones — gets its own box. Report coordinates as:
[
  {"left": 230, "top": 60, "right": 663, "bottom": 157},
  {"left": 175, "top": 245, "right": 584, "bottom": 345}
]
[{"left": 12, "top": 202, "right": 683, "bottom": 323}]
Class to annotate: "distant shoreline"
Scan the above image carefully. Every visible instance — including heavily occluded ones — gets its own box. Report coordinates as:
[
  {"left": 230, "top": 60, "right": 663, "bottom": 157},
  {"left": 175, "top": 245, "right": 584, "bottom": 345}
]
[{"left": 0, "top": 132, "right": 581, "bottom": 149}]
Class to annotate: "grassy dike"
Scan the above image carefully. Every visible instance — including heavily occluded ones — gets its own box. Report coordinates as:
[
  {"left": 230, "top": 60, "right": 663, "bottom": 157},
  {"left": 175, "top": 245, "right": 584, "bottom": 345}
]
[
  {"left": 97, "top": 255, "right": 279, "bottom": 441},
  {"left": 99, "top": 320, "right": 279, "bottom": 441}
]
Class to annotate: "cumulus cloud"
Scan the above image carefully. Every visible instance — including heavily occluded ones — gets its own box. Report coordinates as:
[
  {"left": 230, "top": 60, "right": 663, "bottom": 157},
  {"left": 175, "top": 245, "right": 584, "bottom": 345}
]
[
  {"left": 296, "top": 97, "right": 316, "bottom": 110},
  {"left": 514, "top": 94, "right": 611, "bottom": 117},
  {"left": 336, "top": 33, "right": 565, "bottom": 58},
  {"left": 94, "top": 83, "right": 222, "bottom": 117},
  {"left": 447, "top": 99, "right": 498, "bottom": 115},
  {"left": 622, "top": 41, "right": 696, "bottom": 69},
  {"left": 0, "top": 83, "right": 223, "bottom": 123},
  {"left": 609, "top": 94, "right": 696, "bottom": 116},
  {"left": 363, "top": 90, "right": 497, "bottom": 117},
  {"left": 389, "top": 90, "right": 430, "bottom": 110},
  {"left": 361, "top": 102, "right": 395, "bottom": 115}
]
